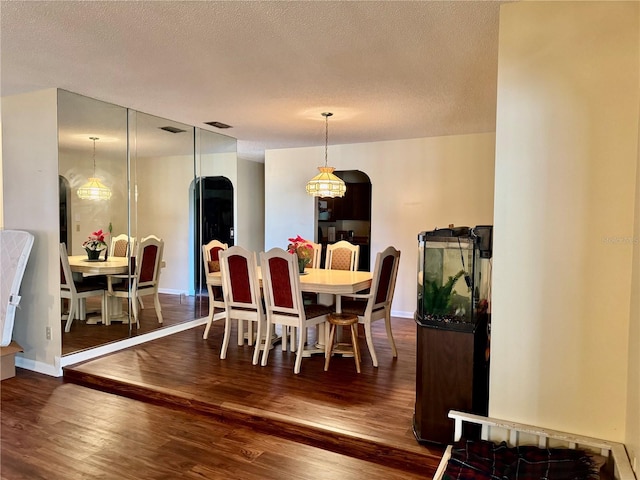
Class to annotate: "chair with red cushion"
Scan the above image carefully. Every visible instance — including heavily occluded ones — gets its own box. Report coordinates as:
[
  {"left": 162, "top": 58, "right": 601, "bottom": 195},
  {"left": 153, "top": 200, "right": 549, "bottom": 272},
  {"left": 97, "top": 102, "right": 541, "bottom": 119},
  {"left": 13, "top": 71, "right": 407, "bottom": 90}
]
[
  {"left": 202, "top": 239, "right": 228, "bottom": 339},
  {"left": 260, "top": 248, "right": 334, "bottom": 374},
  {"left": 340, "top": 246, "right": 401, "bottom": 367},
  {"left": 218, "top": 246, "right": 264, "bottom": 364},
  {"left": 106, "top": 235, "right": 164, "bottom": 328},
  {"left": 60, "top": 243, "right": 106, "bottom": 332}
]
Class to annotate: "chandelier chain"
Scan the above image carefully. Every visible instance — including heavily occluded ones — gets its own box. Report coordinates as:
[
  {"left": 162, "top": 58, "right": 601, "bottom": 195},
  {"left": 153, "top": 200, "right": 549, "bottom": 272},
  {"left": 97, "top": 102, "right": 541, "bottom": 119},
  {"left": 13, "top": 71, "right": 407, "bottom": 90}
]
[
  {"left": 324, "top": 114, "right": 328, "bottom": 167},
  {"left": 90, "top": 136, "right": 99, "bottom": 176}
]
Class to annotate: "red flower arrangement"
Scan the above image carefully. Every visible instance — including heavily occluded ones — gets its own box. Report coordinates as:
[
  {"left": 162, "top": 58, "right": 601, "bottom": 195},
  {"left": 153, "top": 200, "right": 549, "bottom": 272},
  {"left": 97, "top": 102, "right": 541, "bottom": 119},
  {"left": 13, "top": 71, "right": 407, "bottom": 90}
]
[
  {"left": 287, "top": 235, "right": 313, "bottom": 264},
  {"left": 82, "top": 229, "right": 108, "bottom": 251}
]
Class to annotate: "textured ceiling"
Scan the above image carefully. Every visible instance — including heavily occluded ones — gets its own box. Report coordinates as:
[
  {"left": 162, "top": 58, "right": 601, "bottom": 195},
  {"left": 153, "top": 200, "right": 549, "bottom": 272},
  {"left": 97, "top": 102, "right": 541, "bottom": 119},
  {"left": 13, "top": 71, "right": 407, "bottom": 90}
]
[{"left": 1, "top": 1, "right": 509, "bottom": 162}]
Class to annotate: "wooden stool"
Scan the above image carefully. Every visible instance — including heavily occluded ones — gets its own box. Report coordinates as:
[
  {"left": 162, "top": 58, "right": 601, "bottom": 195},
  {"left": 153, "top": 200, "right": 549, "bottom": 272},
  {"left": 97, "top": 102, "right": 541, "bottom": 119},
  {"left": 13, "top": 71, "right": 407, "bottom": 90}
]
[{"left": 324, "top": 312, "right": 361, "bottom": 373}]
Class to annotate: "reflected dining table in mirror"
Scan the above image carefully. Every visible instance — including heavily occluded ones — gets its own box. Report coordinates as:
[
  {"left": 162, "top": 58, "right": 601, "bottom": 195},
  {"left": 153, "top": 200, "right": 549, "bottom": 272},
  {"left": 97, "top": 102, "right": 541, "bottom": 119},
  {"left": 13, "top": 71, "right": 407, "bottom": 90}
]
[
  {"left": 207, "top": 266, "right": 372, "bottom": 354},
  {"left": 67, "top": 255, "right": 130, "bottom": 323}
]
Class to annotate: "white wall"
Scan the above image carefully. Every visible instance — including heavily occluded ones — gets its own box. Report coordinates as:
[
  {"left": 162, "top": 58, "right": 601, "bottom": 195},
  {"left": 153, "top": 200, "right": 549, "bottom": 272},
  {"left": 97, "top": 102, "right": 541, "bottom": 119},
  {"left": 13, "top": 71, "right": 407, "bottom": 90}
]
[
  {"left": 265, "top": 133, "right": 496, "bottom": 317},
  {"left": 236, "top": 157, "right": 265, "bottom": 253},
  {"left": 491, "top": 1, "right": 639, "bottom": 442},
  {"left": 1, "top": 89, "right": 62, "bottom": 375},
  {"left": 137, "top": 151, "right": 240, "bottom": 295},
  {"left": 137, "top": 154, "right": 194, "bottom": 294}
]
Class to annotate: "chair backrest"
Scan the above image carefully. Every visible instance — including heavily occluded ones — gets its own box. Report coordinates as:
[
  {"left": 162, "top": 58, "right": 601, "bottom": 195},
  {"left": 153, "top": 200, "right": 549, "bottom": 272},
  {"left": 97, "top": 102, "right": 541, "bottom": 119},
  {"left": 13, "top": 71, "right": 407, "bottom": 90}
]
[
  {"left": 367, "top": 246, "right": 401, "bottom": 312},
  {"left": 219, "top": 246, "right": 262, "bottom": 313},
  {"left": 260, "top": 248, "right": 304, "bottom": 318},
  {"left": 110, "top": 234, "right": 135, "bottom": 258},
  {"left": 203, "top": 239, "right": 228, "bottom": 274},
  {"left": 134, "top": 235, "right": 164, "bottom": 289},
  {"left": 325, "top": 240, "right": 360, "bottom": 271},
  {"left": 307, "top": 242, "right": 322, "bottom": 268},
  {"left": 59, "top": 243, "right": 77, "bottom": 295}
]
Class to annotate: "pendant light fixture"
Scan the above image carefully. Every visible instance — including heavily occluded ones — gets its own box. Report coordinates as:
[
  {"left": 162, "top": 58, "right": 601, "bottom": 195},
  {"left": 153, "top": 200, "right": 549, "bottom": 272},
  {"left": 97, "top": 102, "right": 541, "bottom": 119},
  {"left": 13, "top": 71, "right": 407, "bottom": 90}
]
[
  {"left": 305, "top": 112, "right": 346, "bottom": 198},
  {"left": 77, "top": 136, "right": 112, "bottom": 201}
]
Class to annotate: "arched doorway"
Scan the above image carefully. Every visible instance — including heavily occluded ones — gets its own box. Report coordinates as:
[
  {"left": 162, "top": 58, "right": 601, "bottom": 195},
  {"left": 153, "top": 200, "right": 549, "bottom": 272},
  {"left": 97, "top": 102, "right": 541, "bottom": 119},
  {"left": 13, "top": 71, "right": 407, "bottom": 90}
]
[
  {"left": 316, "top": 170, "right": 372, "bottom": 271},
  {"left": 194, "top": 176, "right": 234, "bottom": 291}
]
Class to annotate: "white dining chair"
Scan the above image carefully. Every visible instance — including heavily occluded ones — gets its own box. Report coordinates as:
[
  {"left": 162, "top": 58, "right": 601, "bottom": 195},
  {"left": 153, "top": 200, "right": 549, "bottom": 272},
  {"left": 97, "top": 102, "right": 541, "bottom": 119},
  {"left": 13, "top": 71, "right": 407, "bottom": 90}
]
[
  {"left": 202, "top": 239, "right": 228, "bottom": 339},
  {"left": 218, "top": 246, "right": 265, "bottom": 364},
  {"left": 340, "top": 246, "right": 401, "bottom": 367},
  {"left": 260, "top": 248, "right": 334, "bottom": 374},
  {"left": 110, "top": 233, "right": 135, "bottom": 258},
  {"left": 106, "top": 235, "right": 164, "bottom": 328},
  {"left": 325, "top": 240, "right": 359, "bottom": 271},
  {"left": 60, "top": 243, "right": 106, "bottom": 332},
  {"left": 308, "top": 241, "right": 322, "bottom": 268}
]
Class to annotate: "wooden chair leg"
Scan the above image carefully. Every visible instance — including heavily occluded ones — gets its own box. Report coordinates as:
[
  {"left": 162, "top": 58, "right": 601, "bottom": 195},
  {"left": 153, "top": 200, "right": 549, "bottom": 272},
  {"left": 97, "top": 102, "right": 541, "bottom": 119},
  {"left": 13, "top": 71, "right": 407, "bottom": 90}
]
[
  {"left": 65, "top": 297, "right": 76, "bottom": 332},
  {"left": 154, "top": 293, "right": 163, "bottom": 324},
  {"left": 350, "top": 323, "right": 361, "bottom": 373},
  {"left": 261, "top": 323, "right": 273, "bottom": 367},
  {"left": 220, "top": 315, "right": 232, "bottom": 359},
  {"left": 324, "top": 323, "right": 337, "bottom": 371}
]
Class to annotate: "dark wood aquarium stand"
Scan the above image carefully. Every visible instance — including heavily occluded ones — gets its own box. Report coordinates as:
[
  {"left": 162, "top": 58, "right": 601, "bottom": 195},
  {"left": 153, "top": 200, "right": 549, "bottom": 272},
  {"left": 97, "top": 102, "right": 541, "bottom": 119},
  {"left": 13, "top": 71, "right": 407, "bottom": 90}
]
[{"left": 413, "top": 313, "right": 490, "bottom": 445}]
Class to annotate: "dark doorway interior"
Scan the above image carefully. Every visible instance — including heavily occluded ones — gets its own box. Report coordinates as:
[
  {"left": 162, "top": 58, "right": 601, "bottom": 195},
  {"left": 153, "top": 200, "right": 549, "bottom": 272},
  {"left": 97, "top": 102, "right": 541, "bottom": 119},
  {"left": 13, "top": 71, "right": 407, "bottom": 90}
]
[
  {"left": 194, "top": 176, "right": 234, "bottom": 291},
  {"left": 59, "top": 176, "right": 70, "bottom": 248}
]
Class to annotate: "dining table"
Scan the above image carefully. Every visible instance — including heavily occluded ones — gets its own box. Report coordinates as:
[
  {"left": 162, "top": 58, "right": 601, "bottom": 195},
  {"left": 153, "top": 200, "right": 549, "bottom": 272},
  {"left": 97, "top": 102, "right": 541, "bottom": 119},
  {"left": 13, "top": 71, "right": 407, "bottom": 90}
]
[
  {"left": 67, "top": 256, "right": 166, "bottom": 324},
  {"left": 68, "top": 255, "right": 130, "bottom": 275},
  {"left": 207, "top": 267, "right": 372, "bottom": 355}
]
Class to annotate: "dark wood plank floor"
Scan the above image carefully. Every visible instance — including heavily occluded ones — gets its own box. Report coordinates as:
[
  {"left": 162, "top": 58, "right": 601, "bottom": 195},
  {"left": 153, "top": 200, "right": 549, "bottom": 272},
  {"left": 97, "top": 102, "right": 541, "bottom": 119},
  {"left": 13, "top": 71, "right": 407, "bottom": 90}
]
[
  {"left": 61, "top": 316, "right": 444, "bottom": 476},
  {"left": 62, "top": 293, "right": 210, "bottom": 355},
  {"left": 1, "top": 369, "right": 438, "bottom": 479}
]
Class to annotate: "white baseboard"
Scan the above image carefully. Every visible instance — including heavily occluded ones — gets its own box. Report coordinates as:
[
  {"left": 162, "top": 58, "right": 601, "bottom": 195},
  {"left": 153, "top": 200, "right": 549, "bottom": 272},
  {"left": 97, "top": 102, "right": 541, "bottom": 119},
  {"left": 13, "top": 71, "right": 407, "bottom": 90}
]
[
  {"left": 55, "top": 317, "right": 208, "bottom": 376},
  {"left": 15, "top": 355, "right": 61, "bottom": 377},
  {"left": 391, "top": 309, "right": 414, "bottom": 319}
]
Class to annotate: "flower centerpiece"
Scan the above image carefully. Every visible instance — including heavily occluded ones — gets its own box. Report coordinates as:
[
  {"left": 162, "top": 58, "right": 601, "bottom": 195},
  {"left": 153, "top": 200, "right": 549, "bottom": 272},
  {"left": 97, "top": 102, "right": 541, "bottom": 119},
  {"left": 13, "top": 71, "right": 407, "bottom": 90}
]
[
  {"left": 82, "top": 229, "right": 108, "bottom": 260},
  {"left": 287, "top": 235, "right": 314, "bottom": 273}
]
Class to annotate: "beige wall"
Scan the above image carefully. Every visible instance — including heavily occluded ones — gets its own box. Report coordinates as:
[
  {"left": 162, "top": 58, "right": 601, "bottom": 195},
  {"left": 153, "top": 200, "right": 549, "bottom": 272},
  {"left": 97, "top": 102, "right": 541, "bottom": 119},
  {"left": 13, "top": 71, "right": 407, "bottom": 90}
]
[
  {"left": 1, "top": 89, "right": 62, "bottom": 375},
  {"left": 492, "top": 1, "right": 639, "bottom": 443},
  {"left": 236, "top": 157, "right": 265, "bottom": 253},
  {"left": 265, "top": 133, "right": 496, "bottom": 317},
  {"left": 627, "top": 101, "right": 640, "bottom": 468}
]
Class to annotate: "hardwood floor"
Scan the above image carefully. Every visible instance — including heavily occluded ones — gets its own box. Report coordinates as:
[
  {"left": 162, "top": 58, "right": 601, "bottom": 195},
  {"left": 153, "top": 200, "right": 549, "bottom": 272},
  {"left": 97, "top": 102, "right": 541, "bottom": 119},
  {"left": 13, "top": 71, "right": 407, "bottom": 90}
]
[
  {"left": 62, "top": 293, "right": 209, "bottom": 355},
  {"left": 1, "top": 369, "right": 437, "bottom": 479},
  {"left": 7, "top": 311, "right": 445, "bottom": 478}
]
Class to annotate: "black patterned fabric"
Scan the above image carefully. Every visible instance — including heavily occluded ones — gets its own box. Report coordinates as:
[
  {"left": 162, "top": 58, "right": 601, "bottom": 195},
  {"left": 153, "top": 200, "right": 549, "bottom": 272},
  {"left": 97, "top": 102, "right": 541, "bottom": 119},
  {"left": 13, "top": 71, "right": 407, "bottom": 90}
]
[{"left": 443, "top": 439, "right": 599, "bottom": 480}]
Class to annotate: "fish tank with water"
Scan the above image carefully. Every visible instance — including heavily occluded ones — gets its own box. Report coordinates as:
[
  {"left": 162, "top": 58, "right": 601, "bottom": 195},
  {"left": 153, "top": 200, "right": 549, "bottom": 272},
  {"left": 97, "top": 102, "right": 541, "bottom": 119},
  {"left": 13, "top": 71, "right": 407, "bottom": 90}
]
[{"left": 416, "top": 226, "right": 492, "bottom": 332}]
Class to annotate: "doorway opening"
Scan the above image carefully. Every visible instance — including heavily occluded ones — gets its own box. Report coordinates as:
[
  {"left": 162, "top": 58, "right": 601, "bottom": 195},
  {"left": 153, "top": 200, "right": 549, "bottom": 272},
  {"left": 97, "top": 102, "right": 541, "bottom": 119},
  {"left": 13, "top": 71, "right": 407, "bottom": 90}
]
[
  {"left": 59, "top": 176, "right": 71, "bottom": 249},
  {"left": 316, "top": 170, "right": 372, "bottom": 271},
  {"left": 194, "top": 176, "right": 234, "bottom": 292}
]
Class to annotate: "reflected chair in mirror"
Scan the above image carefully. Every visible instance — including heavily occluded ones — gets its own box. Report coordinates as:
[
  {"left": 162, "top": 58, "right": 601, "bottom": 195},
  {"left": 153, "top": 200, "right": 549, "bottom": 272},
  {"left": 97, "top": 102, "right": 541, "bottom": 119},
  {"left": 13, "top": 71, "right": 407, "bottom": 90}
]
[
  {"left": 218, "top": 246, "right": 264, "bottom": 365},
  {"left": 109, "top": 233, "right": 142, "bottom": 310},
  {"left": 202, "top": 239, "right": 228, "bottom": 339},
  {"left": 340, "top": 246, "right": 401, "bottom": 367},
  {"left": 59, "top": 243, "right": 106, "bottom": 332},
  {"left": 110, "top": 234, "right": 135, "bottom": 258},
  {"left": 325, "top": 240, "right": 360, "bottom": 271},
  {"left": 260, "top": 248, "right": 334, "bottom": 374},
  {"left": 106, "top": 235, "right": 164, "bottom": 328}
]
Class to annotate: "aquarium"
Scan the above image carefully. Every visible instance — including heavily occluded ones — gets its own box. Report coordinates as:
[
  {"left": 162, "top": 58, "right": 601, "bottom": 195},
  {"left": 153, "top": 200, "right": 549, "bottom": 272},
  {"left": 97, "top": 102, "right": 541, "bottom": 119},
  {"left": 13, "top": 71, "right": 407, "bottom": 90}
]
[{"left": 416, "top": 226, "right": 492, "bottom": 331}]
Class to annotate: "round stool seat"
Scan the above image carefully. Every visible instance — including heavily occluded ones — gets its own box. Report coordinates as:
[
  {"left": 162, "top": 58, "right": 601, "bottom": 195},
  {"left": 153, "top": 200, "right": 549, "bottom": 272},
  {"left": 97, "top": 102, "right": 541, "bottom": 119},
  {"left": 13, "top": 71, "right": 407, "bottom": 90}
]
[
  {"left": 325, "top": 312, "right": 361, "bottom": 373},
  {"left": 328, "top": 312, "right": 358, "bottom": 326}
]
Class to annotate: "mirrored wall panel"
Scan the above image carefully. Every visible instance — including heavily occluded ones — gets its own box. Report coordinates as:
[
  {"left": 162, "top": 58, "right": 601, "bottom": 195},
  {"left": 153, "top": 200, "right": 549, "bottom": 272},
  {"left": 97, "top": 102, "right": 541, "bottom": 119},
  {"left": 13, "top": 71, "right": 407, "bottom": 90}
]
[{"left": 58, "top": 90, "right": 238, "bottom": 356}]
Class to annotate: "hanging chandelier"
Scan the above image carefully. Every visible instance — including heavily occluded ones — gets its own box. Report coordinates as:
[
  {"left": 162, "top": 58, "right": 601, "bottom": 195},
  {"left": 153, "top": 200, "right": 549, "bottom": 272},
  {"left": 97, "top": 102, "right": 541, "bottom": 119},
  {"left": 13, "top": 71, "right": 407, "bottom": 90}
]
[
  {"left": 77, "top": 137, "right": 112, "bottom": 201},
  {"left": 305, "top": 112, "right": 346, "bottom": 198}
]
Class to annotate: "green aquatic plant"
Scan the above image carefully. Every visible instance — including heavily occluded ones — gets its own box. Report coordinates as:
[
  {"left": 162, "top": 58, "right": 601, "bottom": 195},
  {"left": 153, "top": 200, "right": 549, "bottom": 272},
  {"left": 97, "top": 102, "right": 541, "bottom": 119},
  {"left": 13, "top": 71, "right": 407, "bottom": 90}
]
[{"left": 423, "top": 270, "right": 465, "bottom": 316}]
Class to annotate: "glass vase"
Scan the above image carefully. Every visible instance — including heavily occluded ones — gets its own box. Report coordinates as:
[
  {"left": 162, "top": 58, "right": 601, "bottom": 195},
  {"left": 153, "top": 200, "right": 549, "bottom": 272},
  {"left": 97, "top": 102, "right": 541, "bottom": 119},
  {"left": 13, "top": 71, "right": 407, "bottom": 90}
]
[
  {"left": 298, "top": 257, "right": 307, "bottom": 274},
  {"left": 85, "top": 248, "right": 100, "bottom": 261}
]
